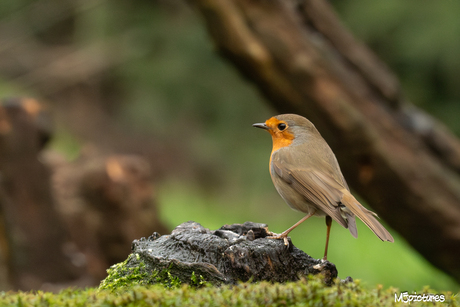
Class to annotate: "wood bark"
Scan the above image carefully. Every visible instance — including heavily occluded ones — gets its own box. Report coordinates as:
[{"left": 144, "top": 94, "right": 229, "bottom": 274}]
[
  {"left": 188, "top": 0, "right": 460, "bottom": 282},
  {"left": 102, "top": 221, "right": 339, "bottom": 288}
]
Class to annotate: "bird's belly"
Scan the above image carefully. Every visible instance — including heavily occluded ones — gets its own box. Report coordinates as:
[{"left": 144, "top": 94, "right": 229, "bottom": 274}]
[{"left": 271, "top": 175, "right": 325, "bottom": 216}]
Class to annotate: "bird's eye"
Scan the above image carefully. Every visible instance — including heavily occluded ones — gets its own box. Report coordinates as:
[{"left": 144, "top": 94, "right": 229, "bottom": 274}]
[{"left": 278, "top": 123, "right": 287, "bottom": 131}]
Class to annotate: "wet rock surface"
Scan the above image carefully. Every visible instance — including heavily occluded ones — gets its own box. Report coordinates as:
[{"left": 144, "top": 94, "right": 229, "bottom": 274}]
[{"left": 115, "top": 221, "right": 338, "bottom": 286}]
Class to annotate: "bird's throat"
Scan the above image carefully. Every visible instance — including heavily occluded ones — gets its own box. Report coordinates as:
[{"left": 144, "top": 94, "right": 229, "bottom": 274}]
[{"left": 270, "top": 131, "right": 294, "bottom": 153}]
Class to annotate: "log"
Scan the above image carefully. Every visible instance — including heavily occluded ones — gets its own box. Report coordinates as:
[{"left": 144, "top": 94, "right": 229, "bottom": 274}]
[{"left": 100, "top": 221, "right": 340, "bottom": 288}]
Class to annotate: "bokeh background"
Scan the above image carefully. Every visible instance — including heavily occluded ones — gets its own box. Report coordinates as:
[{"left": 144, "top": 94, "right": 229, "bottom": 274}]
[{"left": 0, "top": 0, "right": 459, "bottom": 292}]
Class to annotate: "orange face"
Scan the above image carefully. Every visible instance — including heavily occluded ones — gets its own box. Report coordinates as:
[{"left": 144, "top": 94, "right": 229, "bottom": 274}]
[{"left": 263, "top": 117, "right": 295, "bottom": 153}]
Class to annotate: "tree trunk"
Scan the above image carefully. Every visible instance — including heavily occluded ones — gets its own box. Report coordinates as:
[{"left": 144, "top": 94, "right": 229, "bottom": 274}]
[{"left": 188, "top": 0, "right": 460, "bottom": 283}]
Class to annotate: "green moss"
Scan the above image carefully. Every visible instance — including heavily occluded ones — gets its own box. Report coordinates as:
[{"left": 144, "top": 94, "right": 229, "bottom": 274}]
[
  {"left": 190, "top": 271, "right": 207, "bottom": 287},
  {"left": 99, "top": 253, "right": 208, "bottom": 291},
  {"left": 96, "top": 254, "right": 458, "bottom": 306},
  {"left": 99, "top": 253, "right": 151, "bottom": 291},
  {"left": 0, "top": 276, "right": 458, "bottom": 306}
]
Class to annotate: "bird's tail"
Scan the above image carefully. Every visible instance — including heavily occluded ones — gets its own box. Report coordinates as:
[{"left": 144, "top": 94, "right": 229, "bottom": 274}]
[
  {"left": 341, "top": 192, "right": 394, "bottom": 242},
  {"left": 344, "top": 213, "right": 358, "bottom": 238}
]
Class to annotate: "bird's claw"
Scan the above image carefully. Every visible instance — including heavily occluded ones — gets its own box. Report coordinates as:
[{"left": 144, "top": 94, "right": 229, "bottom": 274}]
[{"left": 266, "top": 232, "right": 290, "bottom": 246}]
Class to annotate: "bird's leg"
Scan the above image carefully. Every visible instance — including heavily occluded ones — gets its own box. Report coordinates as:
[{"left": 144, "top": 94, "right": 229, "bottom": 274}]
[
  {"left": 323, "top": 216, "right": 332, "bottom": 261},
  {"left": 267, "top": 211, "right": 316, "bottom": 245}
]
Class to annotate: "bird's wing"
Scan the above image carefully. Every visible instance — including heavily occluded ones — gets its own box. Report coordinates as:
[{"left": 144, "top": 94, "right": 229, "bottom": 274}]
[
  {"left": 273, "top": 160, "right": 393, "bottom": 242},
  {"left": 272, "top": 160, "right": 349, "bottom": 229},
  {"left": 311, "top": 170, "right": 393, "bottom": 242}
]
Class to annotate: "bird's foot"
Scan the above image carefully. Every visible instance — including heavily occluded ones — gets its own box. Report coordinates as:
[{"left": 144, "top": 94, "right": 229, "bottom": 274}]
[{"left": 266, "top": 231, "right": 290, "bottom": 246}]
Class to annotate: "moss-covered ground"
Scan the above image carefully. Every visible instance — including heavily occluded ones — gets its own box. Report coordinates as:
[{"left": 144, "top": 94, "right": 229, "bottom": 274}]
[{"left": 0, "top": 276, "right": 457, "bottom": 307}]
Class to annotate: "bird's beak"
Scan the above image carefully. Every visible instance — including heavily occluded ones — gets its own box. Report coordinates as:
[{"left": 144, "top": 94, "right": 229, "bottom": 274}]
[{"left": 252, "top": 122, "right": 269, "bottom": 130}]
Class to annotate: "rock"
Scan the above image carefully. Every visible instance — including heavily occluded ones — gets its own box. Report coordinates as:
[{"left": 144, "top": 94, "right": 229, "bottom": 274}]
[{"left": 100, "top": 221, "right": 338, "bottom": 289}]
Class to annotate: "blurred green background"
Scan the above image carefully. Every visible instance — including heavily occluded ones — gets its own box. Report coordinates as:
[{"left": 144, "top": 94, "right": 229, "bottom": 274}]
[{"left": 1, "top": 0, "right": 459, "bottom": 292}]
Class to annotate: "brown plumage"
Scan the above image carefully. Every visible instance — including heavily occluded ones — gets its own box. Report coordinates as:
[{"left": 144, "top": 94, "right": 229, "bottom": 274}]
[{"left": 253, "top": 114, "right": 393, "bottom": 260}]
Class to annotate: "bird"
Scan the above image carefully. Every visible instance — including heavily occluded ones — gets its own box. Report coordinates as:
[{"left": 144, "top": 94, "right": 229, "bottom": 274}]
[{"left": 253, "top": 114, "right": 393, "bottom": 260}]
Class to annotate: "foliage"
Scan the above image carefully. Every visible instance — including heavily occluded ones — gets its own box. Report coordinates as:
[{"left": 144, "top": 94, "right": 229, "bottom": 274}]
[{"left": 1, "top": 276, "right": 458, "bottom": 307}]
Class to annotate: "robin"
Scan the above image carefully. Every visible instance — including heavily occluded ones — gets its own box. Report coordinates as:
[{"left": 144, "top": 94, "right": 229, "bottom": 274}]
[{"left": 253, "top": 114, "right": 394, "bottom": 260}]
